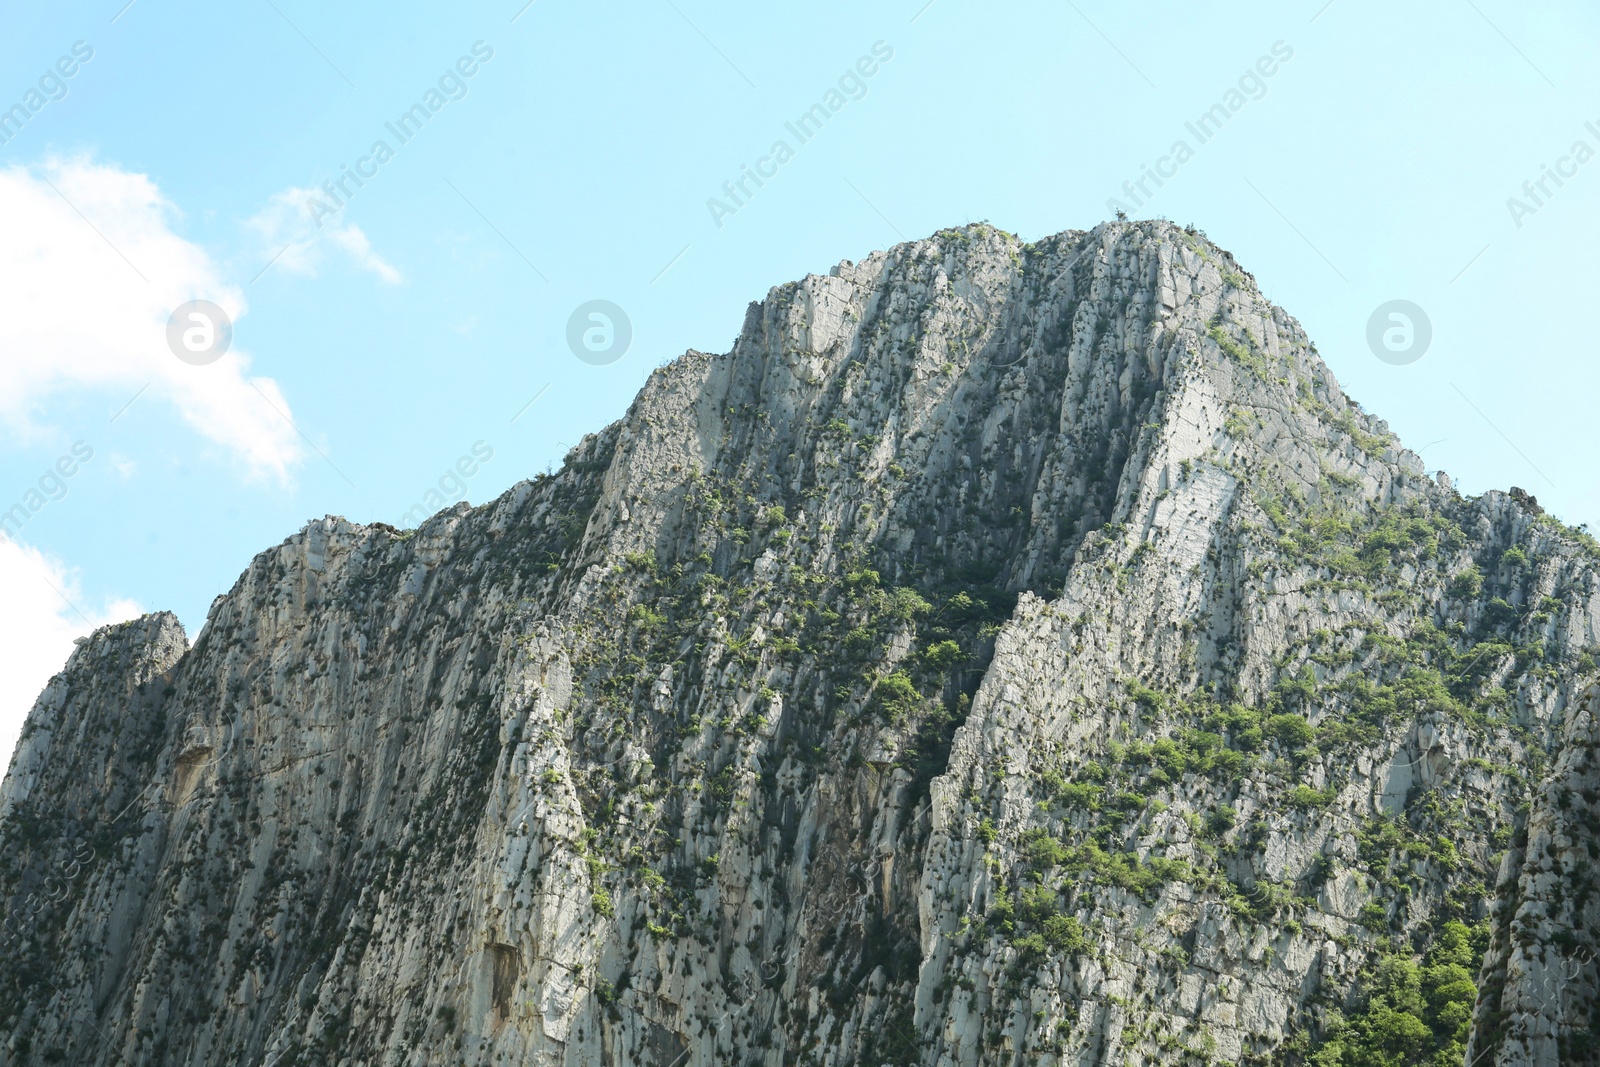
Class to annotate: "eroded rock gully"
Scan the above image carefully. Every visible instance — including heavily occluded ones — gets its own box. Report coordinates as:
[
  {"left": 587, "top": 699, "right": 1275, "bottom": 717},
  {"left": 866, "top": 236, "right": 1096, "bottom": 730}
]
[{"left": 4, "top": 220, "right": 1598, "bottom": 1066}]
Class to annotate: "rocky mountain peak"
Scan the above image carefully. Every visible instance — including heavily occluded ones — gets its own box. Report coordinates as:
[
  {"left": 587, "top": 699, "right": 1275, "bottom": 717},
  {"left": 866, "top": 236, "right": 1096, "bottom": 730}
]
[{"left": 3, "top": 220, "right": 1596, "bottom": 1067}]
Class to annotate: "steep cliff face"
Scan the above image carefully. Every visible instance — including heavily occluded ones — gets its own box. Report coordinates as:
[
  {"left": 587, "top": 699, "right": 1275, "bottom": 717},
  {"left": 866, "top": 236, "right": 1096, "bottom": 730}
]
[{"left": 3, "top": 220, "right": 1598, "bottom": 1067}]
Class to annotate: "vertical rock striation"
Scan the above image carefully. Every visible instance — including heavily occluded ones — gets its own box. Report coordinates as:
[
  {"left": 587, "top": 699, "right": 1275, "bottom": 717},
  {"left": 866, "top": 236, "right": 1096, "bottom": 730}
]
[{"left": 3, "top": 220, "right": 1598, "bottom": 1066}]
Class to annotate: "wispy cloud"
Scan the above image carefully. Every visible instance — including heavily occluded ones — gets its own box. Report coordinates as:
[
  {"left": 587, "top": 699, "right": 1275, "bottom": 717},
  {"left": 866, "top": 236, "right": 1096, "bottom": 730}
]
[{"left": 247, "top": 184, "right": 402, "bottom": 284}]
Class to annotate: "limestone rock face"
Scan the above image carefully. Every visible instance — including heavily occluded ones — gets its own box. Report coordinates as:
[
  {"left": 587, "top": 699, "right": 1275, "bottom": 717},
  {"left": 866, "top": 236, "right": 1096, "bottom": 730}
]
[{"left": 3, "top": 220, "right": 1597, "bottom": 1066}]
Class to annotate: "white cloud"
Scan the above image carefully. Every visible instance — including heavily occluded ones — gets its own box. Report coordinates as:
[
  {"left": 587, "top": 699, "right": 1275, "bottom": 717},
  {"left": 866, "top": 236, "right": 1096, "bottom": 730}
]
[
  {"left": 0, "top": 537, "right": 142, "bottom": 777},
  {"left": 247, "top": 185, "right": 402, "bottom": 284},
  {"left": 0, "top": 157, "right": 306, "bottom": 481}
]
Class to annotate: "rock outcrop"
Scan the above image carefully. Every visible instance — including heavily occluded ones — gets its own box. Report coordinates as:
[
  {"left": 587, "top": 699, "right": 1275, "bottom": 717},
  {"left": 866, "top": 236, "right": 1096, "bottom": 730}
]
[{"left": 4, "top": 220, "right": 1598, "bottom": 1066}]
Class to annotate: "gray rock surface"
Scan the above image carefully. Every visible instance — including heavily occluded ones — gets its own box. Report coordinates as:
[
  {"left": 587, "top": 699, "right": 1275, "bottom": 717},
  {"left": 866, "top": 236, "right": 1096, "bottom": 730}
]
[{"left": 3, "top": 220, "right": 1597, "bottom": 1065}]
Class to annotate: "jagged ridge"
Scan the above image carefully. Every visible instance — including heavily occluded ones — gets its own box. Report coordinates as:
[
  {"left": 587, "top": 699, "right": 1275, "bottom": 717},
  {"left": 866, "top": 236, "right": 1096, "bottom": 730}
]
[{"left": 2, "top": 220, "right": 1598, "bottom": 1067}]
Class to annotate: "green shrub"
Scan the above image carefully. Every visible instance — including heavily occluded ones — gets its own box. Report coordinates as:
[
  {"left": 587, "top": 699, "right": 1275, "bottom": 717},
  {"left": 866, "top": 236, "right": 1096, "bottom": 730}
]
[
  {"left": 1309, "top": 922, "right": 1487, "bottom": 1066},
  {"left": 1011, "top": 894, "right": 1088, "bottom": 960},
  {"left": 1012, "top": 932, "right": 1048, "bottom": 957},
  {"left": 1287, "top": 785, "right": 1334, "bottom": 809},
  {"left": 873, "top": 672, "right": 921, "bottom": 723},
  {"left": 1017, "top": 884, "right": 1058, "bottom": 923},
  {"left": 1021, "top": 828, "right": 1069, "bottom": 870},
  {"left": 882, "top": 586, "right": 931, "bottom": 622},
  {"left": 1150, "top": 738, "right": 1187, "bottom": 778},
  {"left": 1126, "top": 680, "right": 1167, "bottom": 712},
  {"left": 628, "top": 604, "right": 668, "bottom": 631},
  {"left": 592, "top": 886, "right": 615, "bottom": 917},
  {"left": 1483, "top": 598, "right": 1519, "bottom": 629},
  {"left": 1266, "top": 713, "right": 1315, "bottom": 748},
  {"left": 1204, "top": 805, "right": 1236, "bottom": 838},
  {"left": 1206, "top": 748, "right": 1249, "bottom": 781},
  {"left": 844, "top": 567, "right": 881, "bottom": 590},
  {"left": 1180, "top": 729, "right": 1222, "bottom": 757},
  {"left": 1058, "top": 782, "right": 1103, "bottom": 809},
  {"left": 1447, "top": 567, "right": 1482, "bottom": 599},
  {"left": 987, "top": 884, "right": 1013, "bottom": 931},
  {"left": 1041, "top": 914, "right": 1086, "bottom": 953}
]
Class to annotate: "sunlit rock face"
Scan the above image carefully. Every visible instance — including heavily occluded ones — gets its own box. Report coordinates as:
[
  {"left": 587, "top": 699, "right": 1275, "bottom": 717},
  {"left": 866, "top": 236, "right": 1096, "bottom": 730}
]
[{"left": 4, "top": 220, "right": 1596, "bottom": 1067}]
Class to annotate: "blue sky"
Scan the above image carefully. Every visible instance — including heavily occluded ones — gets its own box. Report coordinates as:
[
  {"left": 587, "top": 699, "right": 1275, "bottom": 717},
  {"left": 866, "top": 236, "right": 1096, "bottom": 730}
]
[{"left": 0, "top": 0, "right": 1595, "bottom": 762}]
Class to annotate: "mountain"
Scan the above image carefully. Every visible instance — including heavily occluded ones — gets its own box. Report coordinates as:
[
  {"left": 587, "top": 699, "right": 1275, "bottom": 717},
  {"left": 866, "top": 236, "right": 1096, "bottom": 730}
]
[{"left": 3, "top": 219, "right": 1597, "bottom": 1067}]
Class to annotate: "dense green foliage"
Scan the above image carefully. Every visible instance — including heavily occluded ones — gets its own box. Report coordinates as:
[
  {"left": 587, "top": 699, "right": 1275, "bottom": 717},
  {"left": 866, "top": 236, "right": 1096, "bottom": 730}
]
[{"left": 1307, "top": 922, "right": 1488, "bottom": 1066}]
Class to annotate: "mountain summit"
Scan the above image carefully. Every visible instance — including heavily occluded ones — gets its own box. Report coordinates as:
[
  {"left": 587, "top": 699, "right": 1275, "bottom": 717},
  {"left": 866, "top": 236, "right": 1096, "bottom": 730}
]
[{"left": 3, "top": 220, "right": 1595, "bottom": 1066}]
